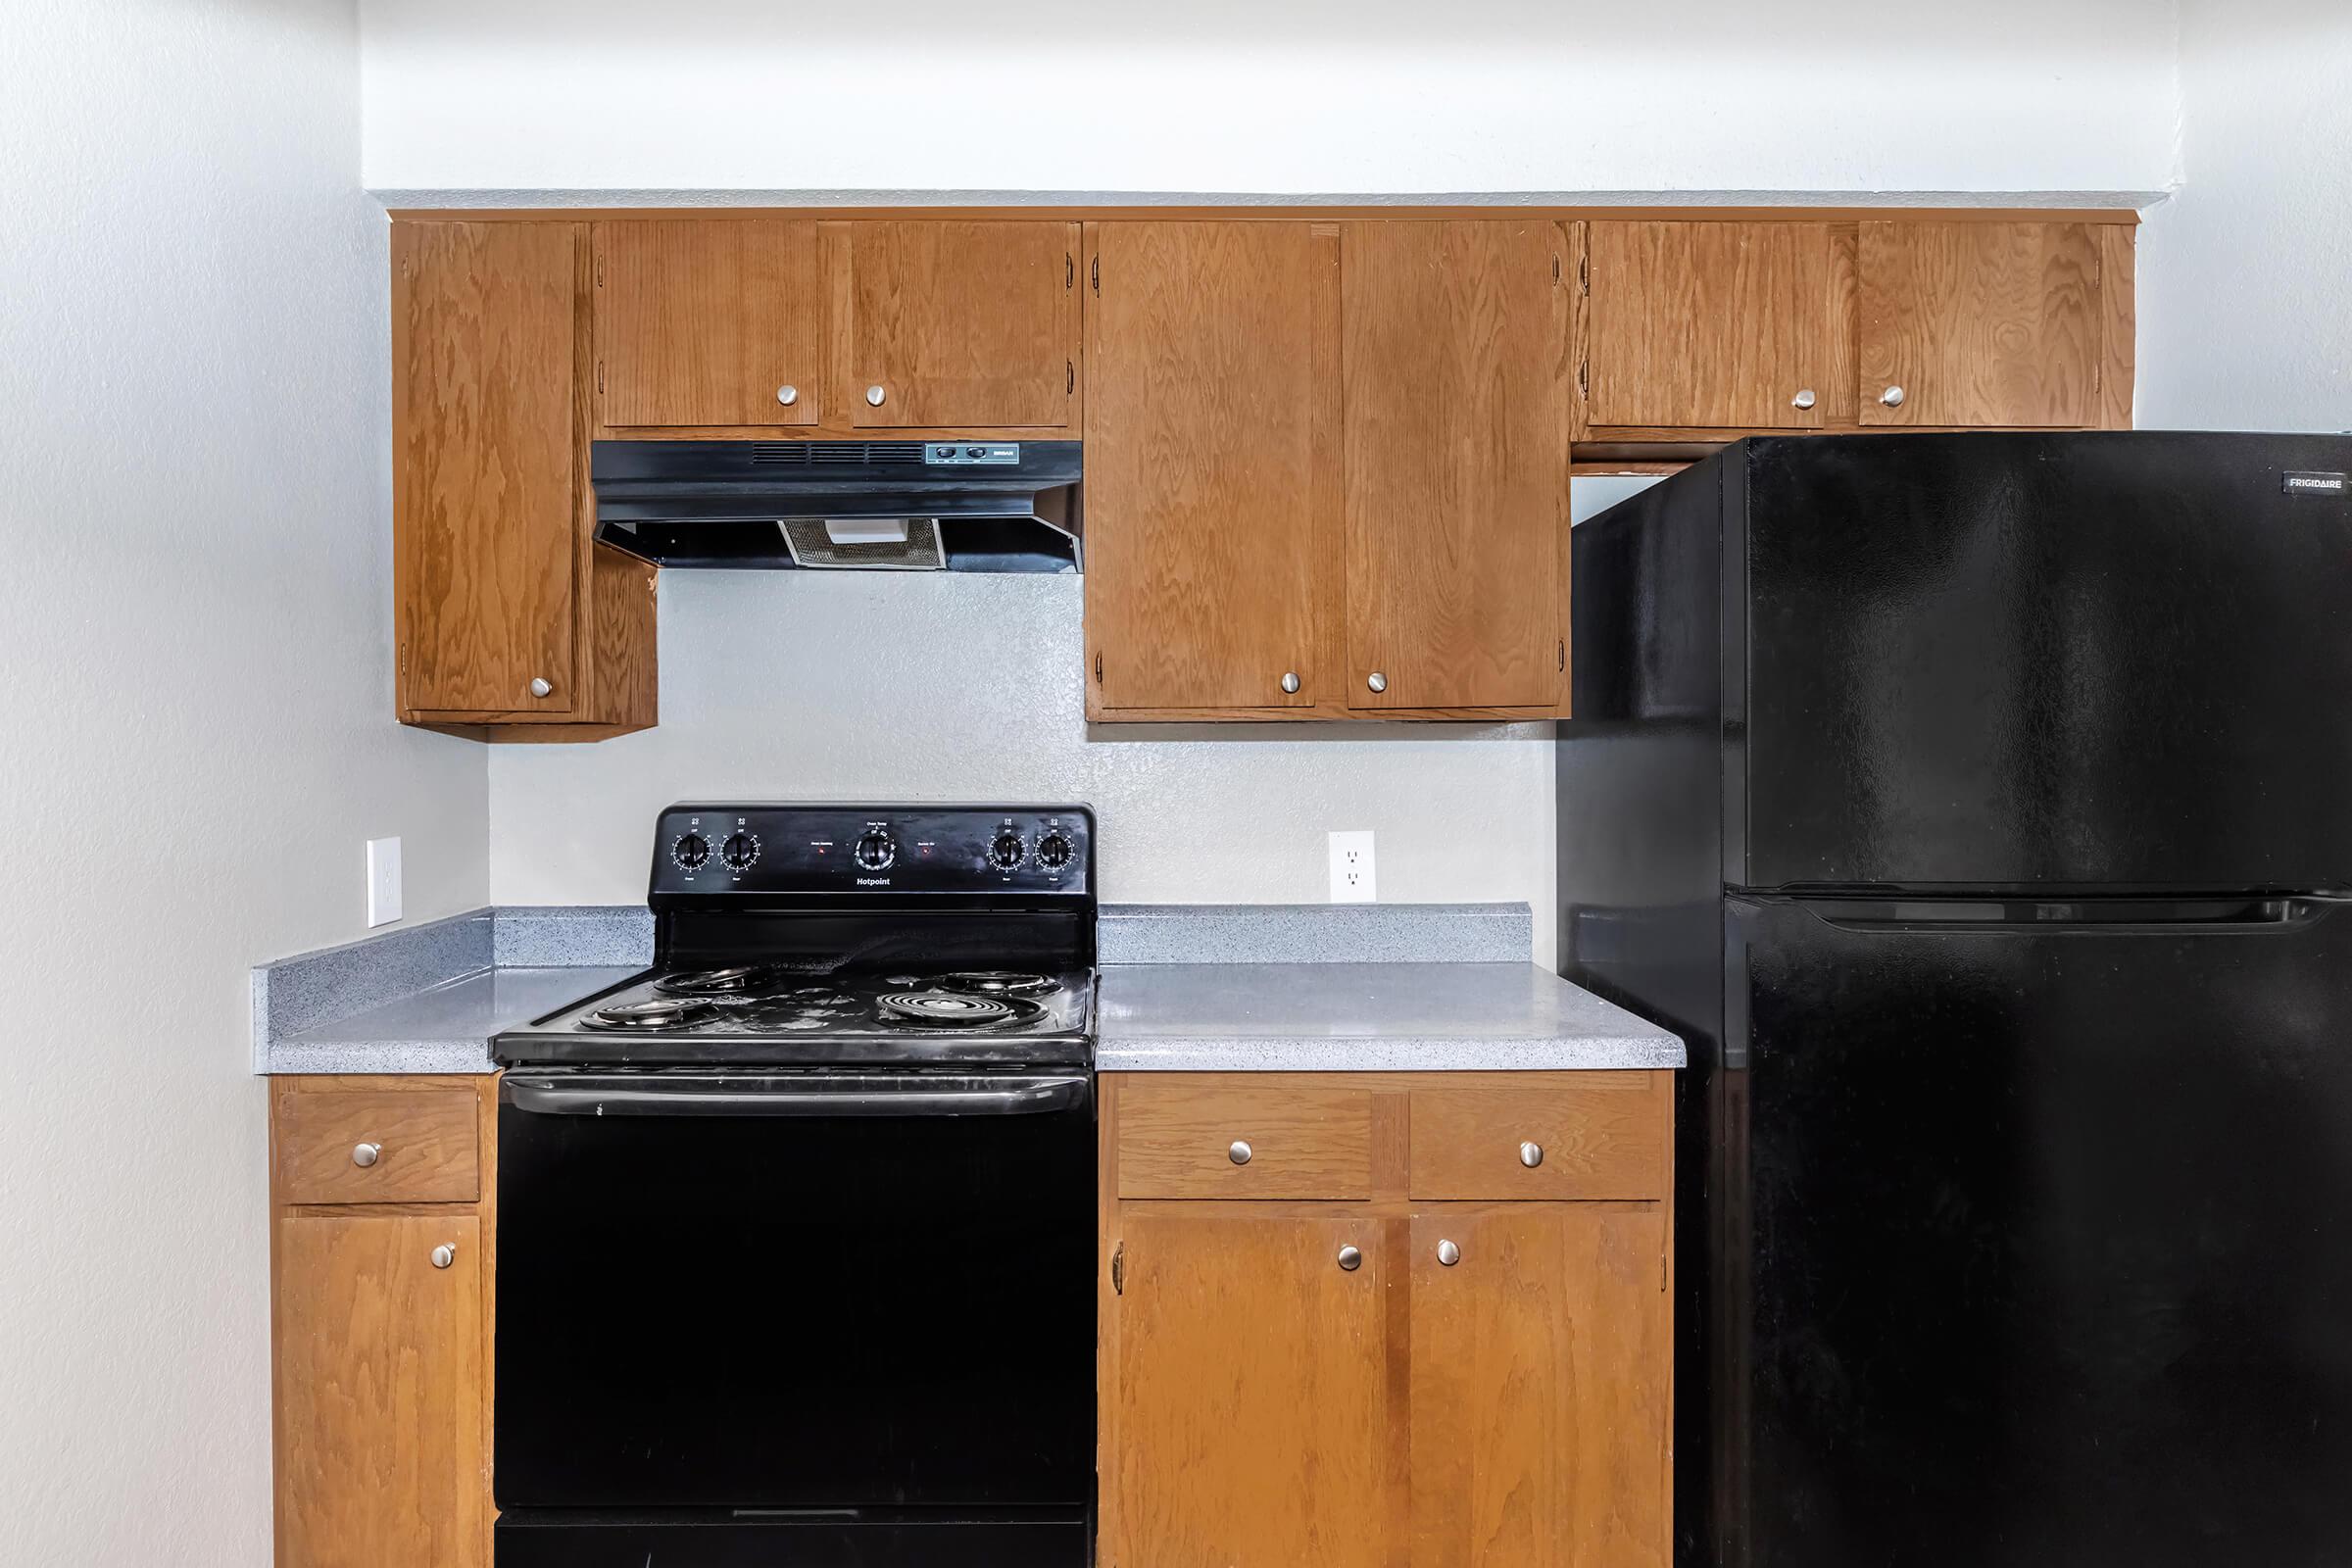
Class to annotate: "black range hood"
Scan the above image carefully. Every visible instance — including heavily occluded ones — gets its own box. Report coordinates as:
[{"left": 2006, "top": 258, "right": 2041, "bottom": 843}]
[{"left": 591, "top": 440, "right": 1083, "bottom": 572}]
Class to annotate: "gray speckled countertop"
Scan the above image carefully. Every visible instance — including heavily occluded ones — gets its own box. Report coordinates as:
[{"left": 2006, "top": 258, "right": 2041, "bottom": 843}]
[
  {"left": 1096, "top": 961, "right": 1683, "bottom": 1072},
  {"left": 253, "top": 906, "right": 651, "bottom": 1074},
  {"left": 253, "top": 902, "right": 1679, "bottom": 1075}
]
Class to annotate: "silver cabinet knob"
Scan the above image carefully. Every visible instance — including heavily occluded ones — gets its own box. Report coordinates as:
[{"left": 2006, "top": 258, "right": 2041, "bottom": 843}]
[
  {"left": 430, "top": 1244, "right": 457, "bottom": 1270},
  {"left": 865, "top": 384, "right": 887, "bottom": 407},
  {"left": 1228, "top": 1139, "right": 1252, "bottom": 1166},
  {"left": 1280, "top": 671, "right": 1300, "bottom": 694},
  {"left": 1791, "top": 388, "right": 1817, "bottom": 410},
  {"left": 775, "top": 383, "right": 799, "bottom": 407},
  {"left": 1366, "top": 672, "right": 1388, "bottom": 694},
  {"left": 1437, "top": 1239, "right": 1461, "bottom": 1267},
  {"left": 528, "top": 677, "right": 552, "bottom": 698},
  {"left": 1338, "top": 1245, "right": 1362, "bottom": 1273},
  {"left": 1881, "top": 385, "right": 1906, "bottom": 408},
  {"left": 1519, "top": 1140, "right": 1544, "bottom": 1168},
  {"left": 351, "top": 1142, "right": 381, "bottom": 1168}
]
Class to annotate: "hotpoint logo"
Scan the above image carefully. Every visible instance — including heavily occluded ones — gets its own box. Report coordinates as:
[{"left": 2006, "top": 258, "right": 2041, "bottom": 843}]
[{"left": 855, "top": 877, "right": 893, "bottom": 887}]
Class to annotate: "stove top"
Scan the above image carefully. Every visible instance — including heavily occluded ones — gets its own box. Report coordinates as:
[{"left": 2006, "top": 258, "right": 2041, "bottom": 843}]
[{"left": 494, "top": 804, "right": 1099, "bottom": 1071}]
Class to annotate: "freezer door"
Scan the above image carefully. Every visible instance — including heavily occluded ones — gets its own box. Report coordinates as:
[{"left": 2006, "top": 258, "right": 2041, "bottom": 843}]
[
  {"left": 1719, "top": 894, "right": 2352, "bottom": 1568},
  {"left": 1736, "top": 432, "right": 2352, "bottom": 891}
]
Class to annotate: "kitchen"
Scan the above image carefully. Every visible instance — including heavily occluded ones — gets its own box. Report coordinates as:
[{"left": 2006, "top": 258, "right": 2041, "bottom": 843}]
[{"left": 6, "top": 3, "right": 2350, "bottom": 1567}]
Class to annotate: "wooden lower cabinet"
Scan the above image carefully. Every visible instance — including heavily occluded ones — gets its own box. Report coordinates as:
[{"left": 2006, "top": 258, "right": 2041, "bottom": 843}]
[
  {"left": 270, "top": 1076, "right": 494, "bottom": 1568},
  {"left": 1100, "top": 1071, "right": 1675, "bottom": 1568}
]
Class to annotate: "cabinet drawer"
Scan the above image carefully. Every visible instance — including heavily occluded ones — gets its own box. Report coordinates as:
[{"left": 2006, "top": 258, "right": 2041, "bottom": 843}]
[
  {"left": 276, "top": 1088, "right": 480, "bottom": 1205},
  {"left": 1407, "top": 1073, "right": 1667, "bottom": 1200},
  {"left": 1117, "top": 1079, "right": 1374, "bottom": 1200}
]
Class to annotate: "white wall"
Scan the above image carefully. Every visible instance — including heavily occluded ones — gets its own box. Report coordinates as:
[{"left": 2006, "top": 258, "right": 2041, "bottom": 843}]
[
  {"left": 2138, "top": 0, "right": 2352, "bottom": 428},
  {"left": 359, "top": 0, "right": 2180, "bottom": 201},
  {"left": 0, "top": 5, "right": 487, "bottom": 1561}
]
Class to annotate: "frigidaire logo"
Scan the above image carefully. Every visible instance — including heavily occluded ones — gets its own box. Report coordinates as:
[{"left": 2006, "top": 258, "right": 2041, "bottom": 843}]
[{"left": 2282, "top": 470, "right": 2348, "bottom": 495}]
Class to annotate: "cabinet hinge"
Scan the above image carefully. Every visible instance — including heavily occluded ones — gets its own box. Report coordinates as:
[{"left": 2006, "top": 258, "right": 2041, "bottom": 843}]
[
  {"left": 1094, "top": 651, "right": 1104, "bottom": 685},
  {"left": 1558, "top": 639, "right": 1566, "bottom": 672},
  {"left": 1577, "top": 360, "right": 1589, "bottom": 400},
  {"left": 1066, "top": 252, "right": 1075, "bottom": 289},
  {"left": 1067, "top": 359, "right": 1075, "bottom": 396},
  {"left": 1552, "top": 253, "right": 1561, "bottom": 285},
  {"left": 596, "top": 361, "right": 605, "bottom": 396},
  {"left": 1110, "top": 1240, "right": 1125, "bottom": 1296},
  {"left": 1578, "top": 254, "right": 1590, "bottom": 296},
  {"left": 1091, "top": 255, "right": 1100, "bottom": 295},
  {"left": 595, "top": 253, "right": 604, "bottom": 288}
]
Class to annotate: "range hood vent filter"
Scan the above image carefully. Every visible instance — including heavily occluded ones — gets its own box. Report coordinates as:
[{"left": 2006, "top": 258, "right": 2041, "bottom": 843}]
[{"left": 781, "top": 517, "right": 946, "bottom": 570}]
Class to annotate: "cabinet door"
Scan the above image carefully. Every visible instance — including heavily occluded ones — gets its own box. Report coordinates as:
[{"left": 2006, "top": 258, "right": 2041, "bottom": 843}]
[
  {"left": 1858, "top": 220, "right": 2100, "bottom": 427},
  {"left": 1103, "top": 1212, "right": 1388, "bottom": 1568},
  {"left": 836, "top": 220, "right": 1077, "bottom": 428},
  {"left": 596, "top": 219, "right": 820, "bottom": 427},
  {"left": 1586, "top": 220, "right": 1854, "bottom": 429},
  {"left": 1344, "top": 221, "right": 1566, "bottom": 710},
  {"left": 275, "top": 1212, "right": 485, "bottom": 1568},
  {"left": 1409, "top": 1206, "right": 1670, "bottom": 1568},
  {"left": 392, "top": 221, "right": 578, "bottom": 715},
  {"left": 1086, "top": 222, "right": 1337, "bottom": 711}
]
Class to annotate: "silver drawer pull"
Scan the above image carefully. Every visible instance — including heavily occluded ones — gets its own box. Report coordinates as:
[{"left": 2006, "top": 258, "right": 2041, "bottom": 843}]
[
  {"left": 430, "top": 1243, "right": 457, "bottom": 1270},
  {"left": 1519, "top": 1140, "right": 1544, "bottom": 1168},
  {"left": 1338, "top": 1245, "right": 1362, "bottom": 1272},
  {"left": 1228, "top": 1139, "right": 1252, "bottom": 1165},
  {"left": 1437, "top": 1239, "right": 1461, "bottom": 1267},
  {"left": 351, "top": 1142, "right": 381, "bottom": 1168}
]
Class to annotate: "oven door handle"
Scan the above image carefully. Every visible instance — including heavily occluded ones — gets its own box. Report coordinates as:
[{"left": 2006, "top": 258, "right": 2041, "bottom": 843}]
[{"left": 501, "top": 1073, "right": 1090, "bottom": 1118}]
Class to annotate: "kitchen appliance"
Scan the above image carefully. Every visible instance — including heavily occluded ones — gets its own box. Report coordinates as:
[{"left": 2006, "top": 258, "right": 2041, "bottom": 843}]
[
  {"left": 591, "top": 440, "right": 1083, "bottom": 570},
  {"left": 1558, "top": 432, "right": 2352, "bottom": 1567},
  {"left": 492, "top": 804, "right": 1098, "bottom": 1568}
]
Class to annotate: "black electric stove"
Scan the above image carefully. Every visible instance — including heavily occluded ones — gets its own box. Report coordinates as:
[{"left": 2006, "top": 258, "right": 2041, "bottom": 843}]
[{"left": 491, "top": 804, "right": 1098, "bottom": 1568}]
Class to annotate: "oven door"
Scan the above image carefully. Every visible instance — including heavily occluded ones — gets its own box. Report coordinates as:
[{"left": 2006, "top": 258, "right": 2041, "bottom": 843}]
[{"left": 494, "top": 1071, "right": 1096, "bottom": 1530}]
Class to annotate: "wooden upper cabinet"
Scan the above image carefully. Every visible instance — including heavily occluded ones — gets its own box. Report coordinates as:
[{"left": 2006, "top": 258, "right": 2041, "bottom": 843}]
[
  {"left": 1343, "top": 221, "right": 1567, "bottom": 710},
  {"left": 1408, "top": 1205, "right": 1670, "bottom": 1568},
  {"left": 392, "top": 221, "right": 579, "bottom": 715},
  {"left": 595, "top": 219, "right": 821, "bottom": 427},
  {"left": 1085, "top": 222, "right": 1337, "bottom": 711},
  {"left": 1858, "top": 220, "right": 2102, "bottom": 427},
  {"left": 275, "top": 1211, "right": 486, "bottom": 1568},
  {"left": 1585, "top": 220, "right": 1856, "bottom": 430},
  {"left": 834, "top": 220, "right": 1078, "bottom": 428},
  {"left": 1102, "top": 1212, "right": 1388, "bottom": 1568}
]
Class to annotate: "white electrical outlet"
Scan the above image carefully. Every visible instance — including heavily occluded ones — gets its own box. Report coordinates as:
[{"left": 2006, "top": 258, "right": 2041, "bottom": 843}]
[
  {"left": 1328, "top": 830, "right": 1377, "bottom": 904},
  {"left": 367, "top": 837, "right": 403, "bottom": 928}
]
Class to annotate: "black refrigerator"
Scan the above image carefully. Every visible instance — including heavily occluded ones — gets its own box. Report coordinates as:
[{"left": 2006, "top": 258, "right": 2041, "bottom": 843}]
[{"left": 1558, "top": 432, "right": 2352, "bottom": 1568}]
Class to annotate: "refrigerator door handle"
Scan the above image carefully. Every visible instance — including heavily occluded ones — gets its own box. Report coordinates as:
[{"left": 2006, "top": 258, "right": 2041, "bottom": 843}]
[{"left": 1793, "top": 894, "right": 2344, "bottom": 934}]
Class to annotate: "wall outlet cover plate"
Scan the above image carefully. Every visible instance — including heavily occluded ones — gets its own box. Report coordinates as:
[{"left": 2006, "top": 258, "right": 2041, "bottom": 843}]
[
  {"left": 1328, "top": 829, "right": 1376, "bottom": 904},
  {"left": 367, "top": 837, "right": 403, "bottom": 928}
]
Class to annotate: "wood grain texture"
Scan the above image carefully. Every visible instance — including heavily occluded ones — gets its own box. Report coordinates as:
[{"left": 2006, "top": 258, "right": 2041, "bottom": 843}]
[
  {"left": 1085, "top": 222, "right": 1338, "bottom": 711},
  {"left": 837, "top": 220, "right": 1077, "bottom": 429},
  {"left": 1102, "top": 1211, "right": 1389, "bottom": 1568},
  {"left": 392, "top": 221, "right": 579, "bottom": 716},
  {"left": 274, "top": 1211, "right": 486, "bottom": 1568},
  {"left": 1587, "top": 220, "right": 1855, "bottom": 430},
  {"left": 579, "top": 540, "right": 658, "bottom": 731},
  {"left": 1407, "top": 1072, "right": 1671, "bottom": 1200},
  {"left": 2099, "top": 223, "right": 2137, "bottom": 429},
  {"left": 275, "top": 1088, "right": 480, "bottom": 1206},
  {"left": 1343, "top": 221, "right": 1566, "bottom": 710},
  {"left": 1858, "top": 220, "right": 2101, "bottom": 427},
  {"left": 595, "top": 218, "right": 820, "bottom": 427},
  {"left": 1409, "top": 1205, "right": 1670, "bottom": 1568},
  {"left": 1117, "top": 1078, "right": 1375, "bottom": 1200}
]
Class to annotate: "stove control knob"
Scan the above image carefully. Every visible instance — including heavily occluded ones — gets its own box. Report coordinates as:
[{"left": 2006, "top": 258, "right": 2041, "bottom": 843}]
[
  {"left": 988, "top": 830, "right": 1027, "bottom": 870},
  {"left": 673, "top": 833, "right": 712, "bottom": 870},
  {"left": 721, "top": 832, "right": 760, "bottom": 871},
  {"left": 1034, "top": 830, "right": 1074, "bottom": 872},
  {"left": 854, "top": 829, "right": 897, "bottom": 871}
]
